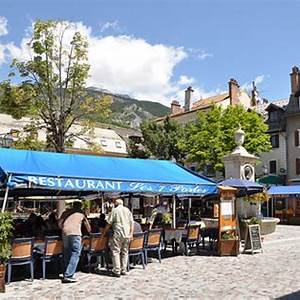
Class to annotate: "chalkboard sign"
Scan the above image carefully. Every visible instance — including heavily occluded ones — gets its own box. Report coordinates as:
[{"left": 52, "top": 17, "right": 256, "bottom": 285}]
[{"left": 244, "top": 224, "right": 262, "bottom": 254}]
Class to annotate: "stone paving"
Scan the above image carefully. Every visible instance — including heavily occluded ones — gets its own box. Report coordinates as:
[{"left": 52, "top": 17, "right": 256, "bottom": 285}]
[{"left": 2, "top": 225, "right": 300, "bottom": 300}]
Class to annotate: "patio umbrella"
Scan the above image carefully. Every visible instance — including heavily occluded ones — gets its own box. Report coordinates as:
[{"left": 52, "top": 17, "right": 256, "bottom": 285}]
[
  {"left": 256, "top": 175, "right": 284, "bottom": 185},
  {"left": 219, "top": 178, "right": 264, "bottom": 196}
]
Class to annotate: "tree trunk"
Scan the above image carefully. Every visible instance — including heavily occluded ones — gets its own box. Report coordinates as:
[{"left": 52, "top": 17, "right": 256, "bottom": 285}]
[
  {"left": 55, "top": 139, "right": 66, "bottom": 217},
  {"left": 56, "top": 199, "right": 66, "bottom": 218}
]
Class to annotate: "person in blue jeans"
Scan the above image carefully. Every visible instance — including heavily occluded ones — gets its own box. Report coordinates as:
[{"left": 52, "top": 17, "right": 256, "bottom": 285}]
[{"left": 59, "top": 202, "right": 91, "bottom": 283}]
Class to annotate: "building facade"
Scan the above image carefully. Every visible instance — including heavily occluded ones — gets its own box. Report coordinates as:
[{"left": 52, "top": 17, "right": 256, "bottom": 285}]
[
  {"left": 285, "top": 66, "right": 300, "bottom": 184},
  {"left": 0, "top": 113, "right": 129, "bottom": 157},
  {"left": 155, "top": 78, "right": 256, "bottom": 125},
  {"left": 256, "top": 101, "right": 288, "bottom": 179}
]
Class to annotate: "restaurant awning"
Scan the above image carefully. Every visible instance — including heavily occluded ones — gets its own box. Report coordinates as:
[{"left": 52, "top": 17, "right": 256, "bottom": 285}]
[
  {"left": 0, "top": 148, "right": 217, "bottom": 196},
  {"left": 268, "top": 185, "right": 300, "bottom": 196}
]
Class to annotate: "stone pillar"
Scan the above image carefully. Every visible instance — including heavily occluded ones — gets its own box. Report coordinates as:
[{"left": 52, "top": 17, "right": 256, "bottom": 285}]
[{"left": 223, "top": 128, "right": 260, "bottom": 218}]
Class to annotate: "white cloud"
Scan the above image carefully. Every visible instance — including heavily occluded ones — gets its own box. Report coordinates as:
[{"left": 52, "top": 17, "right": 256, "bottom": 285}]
[
  {"left": 241, "top": 75, "right": 265, "bottom": 91},
  {"left": 3, "top": 20, "right": 221, "bottom": 106},
  {"left": 100, "top": 21, "right": 123, "bottom": 33},
  {"left": 188, "top": 48, "right": 213, "bottom": 60},
  {"left": 178, "top": 75, "right": 195, "bottom": 85},
  {"left": 0, "top": 16, "right": 8, "bottom": 36}
]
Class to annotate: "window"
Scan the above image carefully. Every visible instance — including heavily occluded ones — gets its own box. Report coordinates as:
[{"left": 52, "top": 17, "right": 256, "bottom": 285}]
[
  {"left": 295, "top": 130, "right": 300, "bottom": 147},
  {"left": 296, "top": 158, "right": 300, "bottom": 175},
  {"left": 270, "top": 134, "right": 279, "bottom": 148},
  {"left": 100, "top": 139, "right": 107, "bottom": 147},
  {"left": 269, "top": 111, "right": 279, "bottom": 122},
  {"left": 115, "top": 141, "right": 122, "bottom": 148},
  {"left": 269, "top": 160, "right": 277, "bottom": 174},
  {"left": 10, "top": 129, "right": 20, "bottom": 138}
]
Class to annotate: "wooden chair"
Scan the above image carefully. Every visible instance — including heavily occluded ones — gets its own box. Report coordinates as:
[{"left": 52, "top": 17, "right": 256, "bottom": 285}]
[
  {"left": 86, "top": 233, "right": 109, "bottom": 272},
  {"left": 181, "top": 225, "right": 200, "bottom": 255},
  {"left": 128, "top": 232, "right": 146, "bottom": 271},
  {"left": 7, "top": 237, "right": 35, "bottom": 284},
  {"left": 41, "top": 236, "right": 63, "bottom": 279},
  {"left": 144, "top": 229, "right": 162, "bottom": 264}
]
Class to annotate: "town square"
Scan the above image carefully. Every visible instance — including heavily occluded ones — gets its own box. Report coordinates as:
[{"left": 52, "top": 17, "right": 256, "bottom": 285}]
[{"left": 1, "top": 1, "right": 300, "bottom": 299}]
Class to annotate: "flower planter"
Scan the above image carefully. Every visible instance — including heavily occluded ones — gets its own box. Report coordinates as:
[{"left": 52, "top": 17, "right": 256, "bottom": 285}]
[
  {"left": 0, "top": 264, "right": 6, "bottom": 293},
  {"left": 218, "top": 239, "right": 239, "bottom": 256}
]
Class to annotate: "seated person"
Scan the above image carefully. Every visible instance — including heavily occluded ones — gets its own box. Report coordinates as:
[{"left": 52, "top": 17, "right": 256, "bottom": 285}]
[
  {"left": 32, "top": 216, "right": 47, "bottom": 238},
  {"left": 133, "top": 220, "right": 142, "bottom": 233},
  {"left": 44, "top": 212, "right": 60, "bottom": 235},
  {"left": 98, "top": 213, "right": 108, "bottom": 229}
]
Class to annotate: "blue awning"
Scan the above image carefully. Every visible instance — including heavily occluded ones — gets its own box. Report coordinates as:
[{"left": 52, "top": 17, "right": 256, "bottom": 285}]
[
  {"left": 0, "top": 148, "right": 217, "bottom": 196},
  {"left": 268, "top": 185, "right": 300, "bottom": 196}
]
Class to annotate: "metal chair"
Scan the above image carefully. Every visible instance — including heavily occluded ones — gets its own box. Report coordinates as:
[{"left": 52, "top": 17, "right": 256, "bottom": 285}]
[
  {"left": 40, "top": 236, "right": 63, "bottom": 279},
  {"left": 144, "top": 229, "right": 162, "bottom": 264},
  {"left": 181, "top": 225, "right": 201, "bottom": 255},
  {"left": 7, "top": 237, "right": 35, "bottom": 284},
  {"left": 86, "top": 233, "right": 109, "bottom": 272},
  {"left": 128, "top": 232, "right": 146, "bottom": 271}
]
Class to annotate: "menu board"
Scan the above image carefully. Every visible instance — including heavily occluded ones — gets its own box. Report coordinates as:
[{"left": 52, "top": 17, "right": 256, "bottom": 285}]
[{"left": 244, "top": 224, "right": 262, "bottom": 254}]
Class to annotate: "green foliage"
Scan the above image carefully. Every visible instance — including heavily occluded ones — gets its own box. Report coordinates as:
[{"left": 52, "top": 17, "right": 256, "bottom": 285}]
[
  {"left": 0, "top": 20, "right": 111, "bottom": 153},
  {"left": 140, "top": 117, "right": 186, "bottom": 163},
  {"left": 221, "top": 231, "right": 237, "bottom": 240},
  {"left": 127, "top": 139, "right": 150, "bottom": 159},
  {"left": 248, "top": 217, "right": 261, "bottom": 225},
  {"left": 162, "top": 213, "right": 172, "bottom": 225},
  {"left": 0, "top": 212, "right": 14, "bottom": 263},
  {"left": 179, "top": 105, "right": 271, "bottom": 172}
]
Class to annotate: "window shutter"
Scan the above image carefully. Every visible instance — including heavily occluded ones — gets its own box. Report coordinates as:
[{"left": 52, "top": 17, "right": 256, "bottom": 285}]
[
  {"left": 295, "top": 131, "right": 299, "bottom": 147},
  {"left": 296, "top": 158, "right": 300, "bottom": 175}
]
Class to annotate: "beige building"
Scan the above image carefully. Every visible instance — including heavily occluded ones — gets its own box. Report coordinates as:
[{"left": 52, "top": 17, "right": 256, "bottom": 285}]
[
  {"left": 285, "top": 66, "right": 300, "bottom": 184},
  {"left": 0, "top": 113, "right": 128, "bottom": 157},
  {"left": 155, "top": 78, "right": 256, "bottom": 125},
  {"left": 256, "top": 100, "right": 288, "bottom": 178}
]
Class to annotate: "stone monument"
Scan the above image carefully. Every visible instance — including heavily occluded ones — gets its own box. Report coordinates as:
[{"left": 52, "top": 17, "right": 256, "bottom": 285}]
[
  {"left": 223, "top": 128, "right": 259, "bottom": 218},
  {"left": 223, "top": 127, "right": 258, "bottom": 181}
]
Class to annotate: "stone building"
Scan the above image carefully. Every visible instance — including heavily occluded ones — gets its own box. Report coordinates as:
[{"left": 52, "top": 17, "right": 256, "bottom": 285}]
[
  {"left": 0, "top": 113, "right": 129, "bottom": 157},
  {"left": 256, "top": 100, "right": 288, "bottom": 179},
  {"left": 155, "top": 78, "right": 255, "bottom": 125},
  {"left": 285, "top": 66, "right": 300, "bottom": 184}
]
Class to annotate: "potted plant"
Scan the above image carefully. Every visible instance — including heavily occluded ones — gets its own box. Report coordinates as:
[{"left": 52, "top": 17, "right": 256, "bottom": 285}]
[
  {"left": 162, "top": 213, "right": 172, "bottom": 229},
  {"left": 218, "top": 230, "right": 239, "bottom": 256},
  {"left": 239, "top": 217, "right": 261, "bottom": 240},
  {"left": 0, "top": 212, "right": 13, "bottom": 293}
]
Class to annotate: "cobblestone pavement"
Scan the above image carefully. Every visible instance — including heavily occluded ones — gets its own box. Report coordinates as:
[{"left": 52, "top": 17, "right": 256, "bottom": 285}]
[{"left": 2, "top": 225, "right": 300, "bottom": 300}]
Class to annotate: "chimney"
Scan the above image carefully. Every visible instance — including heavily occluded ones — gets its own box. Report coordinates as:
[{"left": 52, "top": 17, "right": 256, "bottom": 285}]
[
  {"left": 229, "top": 78, "right": 240, "bottom": 105},
  {"left": 184, "top": 86, "right": 194, "bottom": 112},
  {"left": 251, "top": 81, "right": 258, "bottom": 106},
  {"left": 170, "top": 100, "right": 181, "bottom": 114},
  {"left": 290, "top": 66, "right": 300, "bottom": 95}
]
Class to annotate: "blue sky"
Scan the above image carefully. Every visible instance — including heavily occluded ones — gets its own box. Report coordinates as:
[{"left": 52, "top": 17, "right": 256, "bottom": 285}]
[{"left": 0, "top": 0, "right": 299, "bottom": 106}]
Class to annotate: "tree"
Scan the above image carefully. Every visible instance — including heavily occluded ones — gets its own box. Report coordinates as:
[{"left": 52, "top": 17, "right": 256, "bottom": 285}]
[
  {"left": 0, "top": 20, "right": 111, "bottom": 153},
  {"left": 179, "top": 105, "right": 272, "bottom": 172},
  {"left": 140, "top": 116, "right": 186, "bottom": 163}
]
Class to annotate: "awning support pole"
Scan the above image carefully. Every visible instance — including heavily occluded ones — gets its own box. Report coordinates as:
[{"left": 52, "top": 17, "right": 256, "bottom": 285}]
[
  {"left": 172, "top": 195, "right": 176, "bottom": 229},
  {"left": 1, "top": 174, "right": 12, "bottom": 213},
  {"left": 188, "top": 197, "right": 191, "bottom": 225}
]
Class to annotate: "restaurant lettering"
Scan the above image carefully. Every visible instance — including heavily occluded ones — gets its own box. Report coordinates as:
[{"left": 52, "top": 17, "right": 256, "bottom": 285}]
[{"left": 15, "top": 175, "right": 216, "bottom": 195}]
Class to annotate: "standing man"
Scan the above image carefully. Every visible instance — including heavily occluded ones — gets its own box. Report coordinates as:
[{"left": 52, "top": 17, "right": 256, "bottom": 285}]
[
  {"left": 103, "top": 198, "right": 134, "bottom": 277},
  {"left": 58, "top": 201, "right": 91, "bottom": 283}
]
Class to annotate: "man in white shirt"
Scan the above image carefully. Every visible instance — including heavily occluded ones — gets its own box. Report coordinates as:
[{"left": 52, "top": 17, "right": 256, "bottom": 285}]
[{"left": 103, "top": 198, "right": 134, "bottom": 277}]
